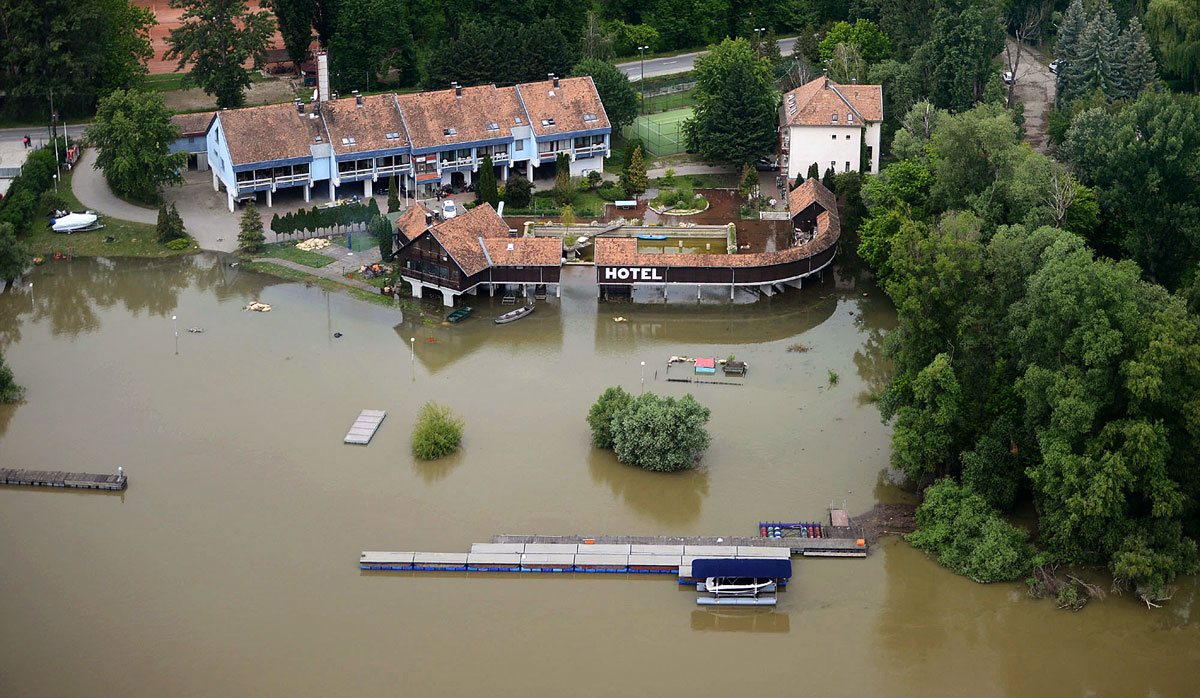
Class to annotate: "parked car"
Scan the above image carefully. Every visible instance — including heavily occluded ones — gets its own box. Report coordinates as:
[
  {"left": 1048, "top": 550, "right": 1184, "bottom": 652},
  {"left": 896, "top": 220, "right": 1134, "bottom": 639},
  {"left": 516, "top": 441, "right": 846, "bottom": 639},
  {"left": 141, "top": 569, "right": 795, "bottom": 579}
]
[
  {"left": 754, "top": 157, "right": 779, "bottom": 172},
  {"left": 1001, "top": 70, "right": 1014, "bottom": 85},
  {"left": 441, "top": 199, "right": 458, "bottom": 219},
  {"left": 1049, "top": 59, "right": 1062, "bottom": 74}
]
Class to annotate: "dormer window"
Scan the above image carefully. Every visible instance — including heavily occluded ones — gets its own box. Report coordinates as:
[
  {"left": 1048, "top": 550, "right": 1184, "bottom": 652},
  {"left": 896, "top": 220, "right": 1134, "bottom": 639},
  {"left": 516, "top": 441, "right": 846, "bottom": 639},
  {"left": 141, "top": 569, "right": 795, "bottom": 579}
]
[
  {"left": 515, "top": 117, "right": 522, "bottom": 124},
  {"left": 541, "top": 118, "right": 555, "bottom": 127},
  {"left": 848, "top": 113, "right": 854, "bottom": 123},
  {"left": 443, "top": 127, "right": 456, "bottom": 136},
  {"left": 831, "top": 113, "right": 838, "bottom": 123},
  {"left": 340, "top": 137, "right": 356, "bottom": 145},
  {"left": 385, "top": 132, "right": 400, "bottom": 140},
  {"left": 485, "top": 122, "right": 499, "bottom": 131},
  {"left": 583, "top": 113, "right": 597, "bottom": 122}
]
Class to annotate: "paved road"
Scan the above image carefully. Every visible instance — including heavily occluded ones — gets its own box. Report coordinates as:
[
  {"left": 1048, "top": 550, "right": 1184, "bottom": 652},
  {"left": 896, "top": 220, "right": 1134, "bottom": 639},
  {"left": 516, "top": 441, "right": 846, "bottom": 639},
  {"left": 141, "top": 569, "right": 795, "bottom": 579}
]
[
  {"left": 72, "top": 149, "right": 158, "bottom": 224},
  {"left": 615, "top": 37, "right": 798, "bottom": 80}
]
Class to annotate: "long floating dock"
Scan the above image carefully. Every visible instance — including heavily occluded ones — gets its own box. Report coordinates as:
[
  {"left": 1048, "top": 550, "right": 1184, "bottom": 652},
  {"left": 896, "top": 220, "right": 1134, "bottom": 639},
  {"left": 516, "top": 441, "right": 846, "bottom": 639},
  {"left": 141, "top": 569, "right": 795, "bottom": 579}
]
[
  {"left": 0, "top": 468, "right": 126, "bottom": 491},
  {"left": 493, "top": 533, "right": 867, "bottom": 557},
  {"left": 361, "top": 542, "right": 791, "bottom": 582}
]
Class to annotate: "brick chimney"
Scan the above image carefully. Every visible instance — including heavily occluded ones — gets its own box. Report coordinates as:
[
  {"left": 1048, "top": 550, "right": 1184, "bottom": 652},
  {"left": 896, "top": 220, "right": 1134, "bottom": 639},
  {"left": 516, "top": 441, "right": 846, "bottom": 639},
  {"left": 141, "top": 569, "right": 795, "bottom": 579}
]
[{"left": 317, "top": 51, "right": 330, "bottom": 102}]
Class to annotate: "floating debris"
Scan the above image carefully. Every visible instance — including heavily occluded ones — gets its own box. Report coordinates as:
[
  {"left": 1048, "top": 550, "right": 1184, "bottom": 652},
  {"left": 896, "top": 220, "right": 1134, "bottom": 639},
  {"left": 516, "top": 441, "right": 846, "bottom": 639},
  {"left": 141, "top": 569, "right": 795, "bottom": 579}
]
[
  {"left": 787, "top": 343, "right": 810, "bottom": 353},
  {"left": 613, "top": 316, "right": 628, "bottom": 322},
  {"left": 243, "top": 301, "right": 272, "bottom": 312},
  {"left": 187, "top": 327, "right": 204, "bottom": 334},
  {"left": 333, "top": 332, "right": 343, "bottom": 338}
]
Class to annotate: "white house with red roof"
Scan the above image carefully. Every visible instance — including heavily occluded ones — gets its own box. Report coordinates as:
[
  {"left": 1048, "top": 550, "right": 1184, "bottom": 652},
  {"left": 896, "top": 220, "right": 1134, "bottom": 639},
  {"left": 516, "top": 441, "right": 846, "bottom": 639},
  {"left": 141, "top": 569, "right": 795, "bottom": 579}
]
[{"left": 781, "top": 73, "right": 883, "bottom": 182}]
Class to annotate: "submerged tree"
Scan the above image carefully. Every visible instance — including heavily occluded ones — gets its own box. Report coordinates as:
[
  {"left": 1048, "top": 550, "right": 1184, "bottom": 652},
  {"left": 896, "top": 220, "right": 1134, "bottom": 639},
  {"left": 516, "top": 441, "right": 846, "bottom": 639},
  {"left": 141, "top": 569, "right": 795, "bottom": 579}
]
[{"left": 238, "top": 200, "right": 266, "bottom": 251}]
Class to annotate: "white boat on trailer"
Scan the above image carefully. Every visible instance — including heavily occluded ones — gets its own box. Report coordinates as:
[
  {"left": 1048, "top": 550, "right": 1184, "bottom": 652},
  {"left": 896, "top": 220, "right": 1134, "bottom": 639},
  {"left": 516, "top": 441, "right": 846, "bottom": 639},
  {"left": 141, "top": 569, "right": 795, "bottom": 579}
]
[{"left": 50, "top": 211, "right": 103, "bottom": 233}]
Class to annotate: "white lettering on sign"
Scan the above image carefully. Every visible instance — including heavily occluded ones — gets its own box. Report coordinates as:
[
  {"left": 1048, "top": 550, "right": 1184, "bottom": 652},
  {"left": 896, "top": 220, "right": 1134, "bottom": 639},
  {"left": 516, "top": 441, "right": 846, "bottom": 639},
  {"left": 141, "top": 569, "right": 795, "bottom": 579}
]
[{"left": 604, "top": 267, "right": 664, "bottom": 281}]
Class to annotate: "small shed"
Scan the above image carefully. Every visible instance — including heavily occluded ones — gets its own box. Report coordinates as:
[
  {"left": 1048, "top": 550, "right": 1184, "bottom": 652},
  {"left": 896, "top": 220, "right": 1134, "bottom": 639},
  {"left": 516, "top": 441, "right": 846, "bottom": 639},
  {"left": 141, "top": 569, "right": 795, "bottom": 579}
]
[{"left": 695, "top": 357, "right": 716, "bottom": 374}]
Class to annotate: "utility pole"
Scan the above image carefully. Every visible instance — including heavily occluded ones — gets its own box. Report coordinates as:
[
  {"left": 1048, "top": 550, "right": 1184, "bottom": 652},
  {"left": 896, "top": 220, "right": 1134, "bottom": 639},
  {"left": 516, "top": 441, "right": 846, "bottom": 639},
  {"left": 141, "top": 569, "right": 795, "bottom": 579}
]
[{"left": 49, "top": 89, "right": 60, "bottom": 187}]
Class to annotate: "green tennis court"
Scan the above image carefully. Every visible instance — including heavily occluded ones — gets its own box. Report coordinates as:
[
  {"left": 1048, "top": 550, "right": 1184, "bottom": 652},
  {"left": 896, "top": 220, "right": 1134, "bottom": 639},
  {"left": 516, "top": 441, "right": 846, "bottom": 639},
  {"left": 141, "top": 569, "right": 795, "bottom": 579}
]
[{"left": 623, "top": 107, "right": 693, "bottom": 156}]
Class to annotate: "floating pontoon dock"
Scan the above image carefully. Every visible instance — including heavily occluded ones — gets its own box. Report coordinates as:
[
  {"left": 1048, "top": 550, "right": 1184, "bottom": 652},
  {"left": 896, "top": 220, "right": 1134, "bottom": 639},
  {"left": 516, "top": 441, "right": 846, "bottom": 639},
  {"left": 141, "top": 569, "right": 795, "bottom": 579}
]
[
  {"left": 344, "top": 409, "right": 386, "bottom": 445},
  {"left": 0, "top": 468, "right": 126, "bottom": 491}
]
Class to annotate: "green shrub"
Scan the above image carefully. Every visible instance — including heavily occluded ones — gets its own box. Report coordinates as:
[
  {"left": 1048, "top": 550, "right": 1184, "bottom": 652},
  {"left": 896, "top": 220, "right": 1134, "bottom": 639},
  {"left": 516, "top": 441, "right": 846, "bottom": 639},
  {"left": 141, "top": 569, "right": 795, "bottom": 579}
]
[
  {"left": 661, "top": 168, "right": 676, "bottom": 186},
  {"left": 0, "top": 350, "right": 24, "bottom": 403},
  {"left": 907, "top": 479, "right": 1033, "bottom": 583},
  {"left": 597, "top": 185, "right": 624, "bottom": 201},
  {"left": 165, "top": 238, "right": 191, "bottom": 250},
  {"left": 37, "top": 190, "right": 67, "bottom": 218},
  {"left": 610, "top": 392, "right": 712, "bottom": 472},
  {"left": 587, "top": 386, "right": 633, "bottom": 449},
  {"left": 411, "top": 401, "right": 465, "bottom": 460}
]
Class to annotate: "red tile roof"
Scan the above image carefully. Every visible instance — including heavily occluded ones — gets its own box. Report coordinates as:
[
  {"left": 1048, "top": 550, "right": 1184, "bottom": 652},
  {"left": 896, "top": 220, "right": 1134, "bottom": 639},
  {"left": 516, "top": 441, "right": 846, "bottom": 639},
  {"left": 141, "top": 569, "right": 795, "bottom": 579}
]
[
  {"left": 217, "top": 102, "right": 325, "bottom": 166},
  {"left": 481, "top": 237, "right": 562, "bottom": 267},
  {"left": 517, "top": 77, "right": 609, "bottom": 137},
  {"left": 395, "top": 84, "right": 526, "bottom": 150},
  {"left": 395, "top": 203, "right": 435, "bottom": 244},
  {"left": 783, "top": 76, "right": 882, "bottom": 127},
  {"left": 321, "top": 94, "right": 408, "bottom": 155},
  {"left": 788, "top": 178, "right": 838, "bottom": 217},
  {"left": 171, "top": 111, "right": 214, "bottom": 136}
]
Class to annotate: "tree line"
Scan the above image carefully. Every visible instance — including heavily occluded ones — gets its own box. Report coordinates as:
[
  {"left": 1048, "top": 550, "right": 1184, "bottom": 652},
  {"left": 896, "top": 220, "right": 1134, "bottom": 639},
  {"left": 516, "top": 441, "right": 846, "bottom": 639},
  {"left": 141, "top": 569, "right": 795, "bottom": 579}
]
[{"left": 858, "top": 93, "right": 1200, "bottom": 606}]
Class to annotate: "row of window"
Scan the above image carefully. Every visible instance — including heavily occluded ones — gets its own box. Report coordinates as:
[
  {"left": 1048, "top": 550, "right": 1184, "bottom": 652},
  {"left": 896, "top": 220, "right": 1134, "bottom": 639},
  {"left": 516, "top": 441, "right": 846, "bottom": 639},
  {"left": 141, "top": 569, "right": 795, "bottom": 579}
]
[{"left": 831, "top": 113, "right": 855, "bottom": 124}]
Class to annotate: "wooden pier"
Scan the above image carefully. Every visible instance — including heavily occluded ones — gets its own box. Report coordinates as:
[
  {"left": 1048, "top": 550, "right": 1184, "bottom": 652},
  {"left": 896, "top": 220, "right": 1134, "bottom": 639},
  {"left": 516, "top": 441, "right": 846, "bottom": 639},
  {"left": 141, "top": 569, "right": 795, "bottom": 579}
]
[
  {"left": 492, "top": 533, "right": 866, "bottom": 557},
  {"left": 344, "top": 409, "right": 386, "bottom": 445},
  {"left": 0, "top": 468, "right": 126, "bottom": 491}
]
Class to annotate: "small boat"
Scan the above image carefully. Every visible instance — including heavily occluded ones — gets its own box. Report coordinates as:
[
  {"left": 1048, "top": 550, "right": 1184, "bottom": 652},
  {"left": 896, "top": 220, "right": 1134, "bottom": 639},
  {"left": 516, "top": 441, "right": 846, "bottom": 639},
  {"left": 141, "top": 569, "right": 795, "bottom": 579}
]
[
  {"left": 50, "top": 211, "right": 102, "bottom": 233},
  {"left": 495, "top": 303, "right": 534, "bottom": 324},
  {"left": 704, "top": 577, "right": 776, "bottom": 597},
  {"left": 446, "top": 306, "right": 473, "bottom": 323},
  {"left": 637, "top": 234, "right": 667, "bottom": 240}
]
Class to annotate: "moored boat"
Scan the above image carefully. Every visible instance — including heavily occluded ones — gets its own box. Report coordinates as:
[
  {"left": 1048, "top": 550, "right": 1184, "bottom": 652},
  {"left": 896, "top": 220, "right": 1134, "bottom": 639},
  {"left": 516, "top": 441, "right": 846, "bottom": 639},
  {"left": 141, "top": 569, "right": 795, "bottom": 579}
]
[
  {"left": 704, "top": 577, "right": 776, "bottom": 596},
  {"left": 50, "top": 211, "right": 103, "bottom": 233},
  {"left": 446, "top": 306, "right": 473, "bottom": 323},
  {"left": 637, "top": 234, "right": 667, "bottom": 240},
  {"left": 495, "top": 303, "right": 534, "bottom": 324}
]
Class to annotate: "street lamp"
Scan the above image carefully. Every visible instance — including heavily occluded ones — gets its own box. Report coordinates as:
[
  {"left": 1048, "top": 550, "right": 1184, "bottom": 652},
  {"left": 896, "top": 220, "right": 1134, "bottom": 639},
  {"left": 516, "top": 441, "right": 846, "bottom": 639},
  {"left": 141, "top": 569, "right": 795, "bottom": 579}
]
[
  {"left": 641, "top": 361, "right": 646, "bottom": 392},
  {"left": 172, "top": 315, "right": 178, "bottom": 355},
  {"left": 410, "top": 336, "right": 415, "bottom": 363},
  {"left": 638, "top": 46, "right": 650, "bottom": 114},
  {"left": 29, "top": 282, "right": 33, "bottom": 309}
]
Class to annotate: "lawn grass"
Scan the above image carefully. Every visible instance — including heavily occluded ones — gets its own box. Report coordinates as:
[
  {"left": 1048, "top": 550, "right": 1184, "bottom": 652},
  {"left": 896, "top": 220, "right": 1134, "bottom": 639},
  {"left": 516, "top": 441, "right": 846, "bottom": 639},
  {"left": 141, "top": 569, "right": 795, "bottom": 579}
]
[
  {"left": 329, "top": 232, "right": 380, "bottom": 252},
  {"left": 649, "top": 172, "right": 738, "bottom": 189},
  {"left": 140, "top": 74, "right": 188, "bottom": 93},
  {"left": 251, "top": 241, "right": 335, "bottom": 267},
  {"left": 20, "top": 170, "right": 196, "bottom": 259}
]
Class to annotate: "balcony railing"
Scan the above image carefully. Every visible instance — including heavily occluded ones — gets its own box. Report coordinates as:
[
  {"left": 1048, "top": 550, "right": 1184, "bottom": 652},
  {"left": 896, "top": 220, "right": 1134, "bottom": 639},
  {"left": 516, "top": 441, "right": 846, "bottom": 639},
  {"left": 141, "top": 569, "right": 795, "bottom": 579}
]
[
  {"left": 375, "top": 163, "right": 411, "bottom": 176},
  {"left": 573, "top": 144, "right": 606, "bottom": 158},
  {"left": 236, "top": 177, "right": 272, "bottom": 192},
  {"left": 337, "top": 167, "right": 374, "bottom": 180},
  {"left": 538, "top": 150, "right": 560, "bottom": 161},
  {"left": 484, "top": 152, "right": 510, "bottom": 163},
  {"left": 273, "top": 173, "right": 310, "bottom": 185}
]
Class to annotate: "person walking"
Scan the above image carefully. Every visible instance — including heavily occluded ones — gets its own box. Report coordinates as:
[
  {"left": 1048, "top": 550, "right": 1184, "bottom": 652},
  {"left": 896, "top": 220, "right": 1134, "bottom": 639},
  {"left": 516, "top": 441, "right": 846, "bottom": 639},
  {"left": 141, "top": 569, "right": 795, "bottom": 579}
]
[{"left": 23, "top": 135, "right": 31, "bottom": 148}]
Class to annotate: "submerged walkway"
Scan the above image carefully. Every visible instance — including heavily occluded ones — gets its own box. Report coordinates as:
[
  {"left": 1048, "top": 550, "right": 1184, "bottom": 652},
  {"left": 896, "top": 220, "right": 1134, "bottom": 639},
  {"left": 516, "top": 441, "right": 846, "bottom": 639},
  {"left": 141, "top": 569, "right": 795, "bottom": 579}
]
[
  {"left": 255, "top": 241, "right": 384, "bottom": 294},
  {"left": 1, "top": 468, "right": 126, "bottom": 491}
]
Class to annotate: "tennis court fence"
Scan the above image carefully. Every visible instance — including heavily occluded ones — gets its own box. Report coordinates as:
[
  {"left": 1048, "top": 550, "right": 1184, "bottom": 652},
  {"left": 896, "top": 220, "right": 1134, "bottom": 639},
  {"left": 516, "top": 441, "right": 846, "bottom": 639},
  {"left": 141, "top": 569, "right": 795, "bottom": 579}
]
[{"left": 622, "top": 114, "right": 689, "bottom": 157}]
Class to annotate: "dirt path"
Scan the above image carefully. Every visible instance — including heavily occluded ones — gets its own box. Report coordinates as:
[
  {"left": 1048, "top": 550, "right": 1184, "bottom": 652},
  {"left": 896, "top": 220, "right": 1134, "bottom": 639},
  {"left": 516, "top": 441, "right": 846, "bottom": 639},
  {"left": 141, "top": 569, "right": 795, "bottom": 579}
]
[
  {"left": 164, "top": 78, "right": 299, "bottom": 113},
  {"left": 1000, "top": 37, "right": 1055, "bottom": 154}
]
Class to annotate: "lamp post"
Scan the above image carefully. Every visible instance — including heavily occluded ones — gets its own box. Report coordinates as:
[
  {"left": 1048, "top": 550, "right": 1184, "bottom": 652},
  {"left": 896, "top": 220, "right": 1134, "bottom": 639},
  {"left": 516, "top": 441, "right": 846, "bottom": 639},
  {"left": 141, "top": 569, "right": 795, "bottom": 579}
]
[
  {"left": 172, "top": 315, "right": 178, "bottom": 355},
  {"left": 638, "top": 46, "right": 649, "bottom": 115},
  {"left": 640, "top": 361, "right": 645, "bottom": 392},
  {"left": 29, "top": 282, "right": 33, "bottom": 309},
  {"left": 410, "top": 336, "right": 415, "bottom": 363}
]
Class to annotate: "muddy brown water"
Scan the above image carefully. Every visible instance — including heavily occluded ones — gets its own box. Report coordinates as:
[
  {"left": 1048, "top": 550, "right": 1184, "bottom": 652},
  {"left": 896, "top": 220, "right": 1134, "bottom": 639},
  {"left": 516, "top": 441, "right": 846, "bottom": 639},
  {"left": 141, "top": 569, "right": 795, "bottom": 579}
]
[{"left": 0, "top": 256, "right": 1196, "bottom": 697}]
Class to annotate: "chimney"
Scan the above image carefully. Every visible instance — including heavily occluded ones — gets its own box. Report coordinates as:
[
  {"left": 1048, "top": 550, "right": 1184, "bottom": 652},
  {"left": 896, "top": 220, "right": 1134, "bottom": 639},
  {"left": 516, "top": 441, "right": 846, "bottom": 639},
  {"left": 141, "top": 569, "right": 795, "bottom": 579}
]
[
  {"left": 317, "top": 51, "right": 330, "bottom": 102},
  {"left": 353, "top": 90, "right": 362, "bottom": 107},
  {"left": 550, "top": 73, "right": 559, "bottom": 88},
  {"left": 295, "top": 99, "right": 303, "bottom": 115},
  {"left": 497, "top": 201, "right": 505, "bottom": 217},
  {"left": 822, "top": 68, "right": 828, "bottom": 89}
]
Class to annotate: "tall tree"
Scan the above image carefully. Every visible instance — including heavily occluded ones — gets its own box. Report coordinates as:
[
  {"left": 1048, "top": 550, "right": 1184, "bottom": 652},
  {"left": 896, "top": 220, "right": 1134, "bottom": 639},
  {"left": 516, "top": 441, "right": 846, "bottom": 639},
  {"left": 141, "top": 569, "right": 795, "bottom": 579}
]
[
  {"left": 238, "top": 200, "right": 266, "bottom": 251},
  {"left": 0, "top": 0, "right": 155, "bottom": 117},
  {"left": 476, "top": 155, "right": 499, "bottom": 209},
  {"left": 1061, "top": 92, "right": 1200, "bottom": 289},
  {"left": 828, "top": 42, "right": 867, "bottom": 83},
  {"left": 1065, "top": 15, "right": 1120, "bottom": 100},
  {"left": 620, "top": 145, "right": 648, "bottom": 196},
  {"left": 569, "top": 59, "right": 638, "bottom": 128},
  {"left": 683, "top": 38, "right": 778, "bottom": 168},
  {"left": 328, "top": 0, "right": 416, "bottom": 91},
  {"left": 165, "top": 0, "right": 277, "bottom": 109},
  {"left": 818, "top": 19, "right": 891, "bottom": 63},
  {"left": 0, "top": 349, "right": 24, "bottom": 404},
  {"left": 1144, "top": 0, "right": 1200, "bottom": 91},
  {"left": 387, "top": 176, "right": 400, "bottom": 213},
  {"left": 914, "top": 1, "right": 1005, "bottom": 112},
  {"left": 85, "top": 90, "right": 187, "bottom": 202},
  {"left": 267, "top": 0, "right": 316, "bottom": 67},
  {"left": 579, "top": 10, "right": 615, "bottom": 61},
  {"left": 0, "top": 223, "right": 30, "bottom": 288},
  {"left": 1119, "top": 17, "right": 1160, "bottom": 99},
  {"left": 1054, "top": 0, "right": 1088, "bottom": 105}
]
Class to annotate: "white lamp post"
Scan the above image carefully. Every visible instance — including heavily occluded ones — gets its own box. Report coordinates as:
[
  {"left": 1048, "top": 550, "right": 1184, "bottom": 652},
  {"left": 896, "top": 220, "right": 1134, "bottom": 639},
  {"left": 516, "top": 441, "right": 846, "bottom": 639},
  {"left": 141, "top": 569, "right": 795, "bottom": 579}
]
[
  {"left": 641, "top": 361, "right": 646, "bottom": 391},
  {"left": 172, "top": 315, "right": 178, "bottom": 354},
  {"left": 410, "top": 336, "right": 415, "bottom": 363},
  {"left": 638, "top": 46, "right": 650, "bottom": 114},
  {"left": 29, "top": 282, "right": 33, "bottom": 308}
]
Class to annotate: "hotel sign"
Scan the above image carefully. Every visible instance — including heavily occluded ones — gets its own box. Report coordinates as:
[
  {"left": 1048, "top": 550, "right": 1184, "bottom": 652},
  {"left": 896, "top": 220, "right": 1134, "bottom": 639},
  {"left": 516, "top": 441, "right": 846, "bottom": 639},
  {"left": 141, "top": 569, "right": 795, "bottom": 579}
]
[{"left": 603, "top": 266, "right": 665, "bottom": 281}]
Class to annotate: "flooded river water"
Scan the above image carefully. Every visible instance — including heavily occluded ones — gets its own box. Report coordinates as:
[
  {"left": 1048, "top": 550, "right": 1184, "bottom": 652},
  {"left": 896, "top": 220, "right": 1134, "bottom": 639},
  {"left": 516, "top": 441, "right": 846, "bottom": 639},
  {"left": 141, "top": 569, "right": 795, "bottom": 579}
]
[{"left": 0, "top": 255, "right": 1196, "bottom": 697}]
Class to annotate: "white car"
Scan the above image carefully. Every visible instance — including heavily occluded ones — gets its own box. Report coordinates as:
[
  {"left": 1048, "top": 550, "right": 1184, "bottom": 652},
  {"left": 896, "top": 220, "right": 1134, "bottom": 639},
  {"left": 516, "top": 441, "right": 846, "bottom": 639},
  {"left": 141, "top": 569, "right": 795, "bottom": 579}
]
[
  {"left": 441, "top": 200, "right": 457, "bottom": 219},
  {"left": 1002, "top": 71, "right": 1014, "bottom": 85},
  {"left": 1049, "top": 59, "right": 1062, "bottom": 74}
]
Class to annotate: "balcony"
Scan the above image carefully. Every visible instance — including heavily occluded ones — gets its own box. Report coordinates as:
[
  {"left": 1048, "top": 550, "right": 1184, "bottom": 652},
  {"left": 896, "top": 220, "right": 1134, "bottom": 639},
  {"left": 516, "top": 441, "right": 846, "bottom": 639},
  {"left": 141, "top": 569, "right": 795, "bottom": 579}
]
[
  {"left": 538, "top": 150, "right": 560, "bottom": 162},
  {"left": 484, "top": 151, "right": 510, "bottom": 164},
  {"left": 273, "top": 173, "right": 310, "bottom": 186},
  {"left": 375, "top": 162, "right": 411, "bottom": 177},
  {"left": 573, "top": 144, "right": 606, "bottom": 158},
  {"left": 439, "top": 157, "right": 474, "bottom": 172},
  {"left": 337, "top": 167, "right": 374, "bottom": 182},
  {"left": 236, "top": 177, "right": 272, "bottom": 193}
]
